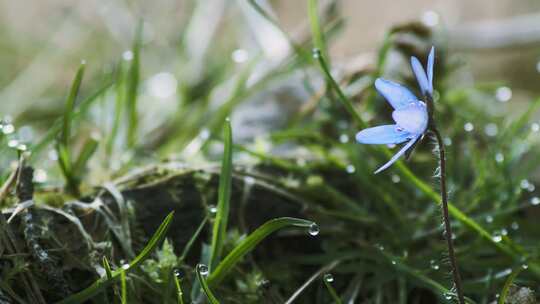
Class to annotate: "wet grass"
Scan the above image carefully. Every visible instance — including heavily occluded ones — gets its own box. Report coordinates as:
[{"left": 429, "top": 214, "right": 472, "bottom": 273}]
[{"left": 0, "top": 1, "right": 539, "bottom": 303}]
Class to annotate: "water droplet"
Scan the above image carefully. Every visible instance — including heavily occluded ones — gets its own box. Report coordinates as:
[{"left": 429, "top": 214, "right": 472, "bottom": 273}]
[
  {"left": 16, "top": 144, "right": 27, "bottom": 151},
  {"left": 501, "top": 228, "right": 508, "bottom": 236},
  {"left": 430, "top": 260, "right": 440, "bottom": 270},
  {"left": 173, "top": 268, "right": 183, "bottom": 277},
  {"left": 531, "top": 123, "right": 540, "bottom": 132},
  {"left": 485, "top": 215, "right": 494, "bottom": 223},
  {"left": 339, "top": 134, "right": 349, "bottom": 143},
  {"left": 492, "top": 234, "right": 502, "bottom": 243},
  {"left": 464, "top": 122, "right": 474, "bottom": 132},
  {"left": 391, "top": 174, "right": 400, "bottom": 183},
  {"left": 530, "top": 197, "right": 540, "bottom": 205},
  {"left": 244, "top": 176, "right": 255, "bottom": 186},
  {"left": 231, "top": 49, "right": 249, "bottom": 63},
  {"left": 308, "top": 223, "right": 320, "bottom": 236},
  {"left": 522, "top": 264, "right": 529, "bottom": 270},
  {"left": 527, "top": 184, "right": 535, "bottom": 192},
  {"left": 312, "top": 48, "right": 321, "bottom": 59},
  {"left": 122, "top": 264, "right": 130, "bottom": 270},
  {"left": 443, "top": 292, "right": 453, "bottom": 300},
  {"left": 3, "top": 124, "right": 14, "bottom": 134},
  {"left": 225, "top": 117, "right": 231, "bottom": 123},
  {"left": 122, "top": 50, "right": 134, "bottom": 61},
  {"left": 7, "top": 139, "right": 19, "bottom": 148},
  {"left": 520, "top": 179, "right": 530, "bottom": 189},
  {"left": 484, "top": 123, "right": 498, "bottom": 137},
  {"left": 346, "top": 165, "right": 356, "bottom": 174},
  {"left": 511, "top": 222, "right": 519, "bottom": 230},
  {"left": 421, "top": 11, "right": 440, "bottom": 27},
  {"left": 443, "top": 137, "right": 452, "bottom": 146},
  {"left": 375, "top": 244, "right": 385, "bottom": 251},
  {"left": 495, "top": 86, "right": 512, "bottom": 102},
  {"left": 391, "top": 260, "right": 397, "bottom": 265},
  {"left": 495, "top": 153, "right": 504, "bottom": 163},
  {"left": 34, "top": 169, "right": 48, "bottom": 183},
  {"left": 197, "top": 264, "right": 209, "bottom": 276},
  {"left": 208, "top": 205, "right": 218, "bottom": 215},
  {"left": 323, "top": 273, "right": 334, "bottom": 283},
  {"left": 148, "top": 72, "right": 177, "bottom": 99}
]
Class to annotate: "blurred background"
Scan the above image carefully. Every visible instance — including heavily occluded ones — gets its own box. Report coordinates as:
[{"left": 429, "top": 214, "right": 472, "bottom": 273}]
[{"left": 2, "top": 0, "right": 540, "bottom": 117}]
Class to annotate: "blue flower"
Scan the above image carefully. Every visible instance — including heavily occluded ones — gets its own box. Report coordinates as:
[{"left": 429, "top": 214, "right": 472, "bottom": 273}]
[{"left": 356, "top": 47, "right": 435, "bottom": 174}]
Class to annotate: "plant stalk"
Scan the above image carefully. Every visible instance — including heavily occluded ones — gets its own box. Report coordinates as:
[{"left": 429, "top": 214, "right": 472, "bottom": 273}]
[{"left": 430, "top": 126, "right": 465, "bottom": 304}]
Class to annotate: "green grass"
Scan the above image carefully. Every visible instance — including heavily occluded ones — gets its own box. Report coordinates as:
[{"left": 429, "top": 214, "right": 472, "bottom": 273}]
[{"left": 1, "top": 0, "right": 540, "bottom": 303}]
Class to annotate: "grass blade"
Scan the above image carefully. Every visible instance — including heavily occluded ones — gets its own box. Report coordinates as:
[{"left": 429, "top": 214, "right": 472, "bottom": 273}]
[
  {"left": 126, "top": 21, "right": 142, "bottom": 148},
  {"left": 312, "top": 49, "right": 365, "bottom": 128},
  {"left": 179, "top": 215, "right": 208, "bottom": 261},
  {"left": 498, "top": 267, "right": 524, "bottom": 304},
  {"left": 209, "top": 118, "right": 233, "bottom": 271},
  {"left": 173, "top": 272, "right": 185, "bottom": 304},
  {"left": 30, "top": 81, "right": 113, "bottom": 162},
  {"left": 62, "top": 61, "right": 86, "bottom": 147},
  {"left": 196, "top": 264, "right": 220, "bottom": 304},
  {"left": 208, "top": 217, "right": 316, "bottom": 285},
  {"left": 120, "top": 270, "right": 127, "bottom": 304},
  {"left": 308, "top": 0, "right": 327, "bottom": 58},
  {"left": 323, "top": 274, "right": 342, "bottom": 304},
  {"left": 56, "top": 211, "right": 174, "bottom": 304}
]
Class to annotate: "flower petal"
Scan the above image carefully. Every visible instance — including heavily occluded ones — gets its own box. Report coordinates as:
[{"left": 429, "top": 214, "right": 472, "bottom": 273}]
[
  {"left": 374, "top": 136, "right": 419, "bottom": 174},
  {"left": 355, "top": 125, "right": 412, "bottom": 145},
  {"left": 391, "top": 102, "right": 428, "bottom": 135},
  {"left": 374, "top": 78, "right": 418, "bottom": 110},
  {"left": 427, "top": 46, "right": 435, "bottom": 94},
  {"left": 410, "top": 56, "right": 430, "bottom": 97}
]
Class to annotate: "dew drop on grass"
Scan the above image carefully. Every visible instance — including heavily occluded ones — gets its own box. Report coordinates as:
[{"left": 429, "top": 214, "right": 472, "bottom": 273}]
[
  {"left": 531, "top": 197, "right": 540, "bottom": 206},
  {"left": 2, "top": 124, "right": 14, "bottom": 134},
  {"left": 121, "top": 263, "right": 130, "bottom": 270},
  {"left": 495, "top": 86, "right": 512, "bottom": 102},
  {"left": 7, "top": 139, "right": 18, "bottom": 148},
  {"left": 339, "top": 134, "right": 349, "bottom": 143},
  {"left": 430, "top": 260, "right": 440, "bottom": 270},
  {"left": 531, "top": 123, "right": 540, "bottom": 132},
  {"left": 501, "top": 228, "right": 508, "bottom": 236},
  {"left": 122, "top": 50, "right": 134, "bottom": 61},
  {"left": 308, "top": 223, "right": 320, "bottom": 236},
  {"left": 312, "top": 48, "right": 321, "bottom": 59},
  {"left": 346, "top": 165, "right": 355, "bottom": 174},
  {"left": 492, "top": 234, "right": 502, "bottom": 243},
  {"left": 323, "top": 273, "right": 334, "bottom": 283},
  {"left": 391, "top": 174, "right": 400, "bottom": 183},
  {"left": 197, "top": 264, "right": 209, "bottom": 276},
  {"left": 443, "top": 292, "right": 453, "bottom": 300},
  {"left": 511, "top": 222, "right": 519, "bottom": 230},
  {"left": 464, "top": 122, "right": 474, "bottom": 132},
  {"left": 485, "top": 215, "right": 493, "bottom": 223},
  {"left": 484, "top": 123, "right": 498, "bottom": 137},
  {"left": 495, "top": 152, "right": 504, "bottom": 163},
  {"left": 443, "top": 137, "right": 452, "bottom": 146},
  {"left": 522, "top": 264, "right": 529, "bottom": 270},
  {"left": 391, "top": 260, "right": 397, "bottom": 265},
  {"left": 208, "top": 205, "right": 218, "bottom": 215},
  {"left": 520, "top": 179, "right": 530, "bottom": 189}
]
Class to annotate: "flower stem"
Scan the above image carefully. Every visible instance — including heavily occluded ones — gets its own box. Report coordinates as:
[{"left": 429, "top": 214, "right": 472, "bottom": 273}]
[{"left": 431, "top": 127, "right": 465, "bottom": 304}]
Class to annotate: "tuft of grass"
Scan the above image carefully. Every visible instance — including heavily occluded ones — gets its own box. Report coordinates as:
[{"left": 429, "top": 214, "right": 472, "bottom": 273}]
[{"left": 56, "top": 212, "right": 174, "bottom": 304}]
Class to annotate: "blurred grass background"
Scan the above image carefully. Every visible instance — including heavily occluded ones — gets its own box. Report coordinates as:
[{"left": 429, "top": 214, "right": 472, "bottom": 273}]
[{"left": 1, "top": 0, "right": 540, "bottom": 303}]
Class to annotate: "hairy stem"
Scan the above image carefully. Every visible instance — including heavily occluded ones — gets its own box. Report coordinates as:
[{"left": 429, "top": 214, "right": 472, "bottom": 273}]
[{"left": 431, "top": 127, "right": 465, "bottom": 304}]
